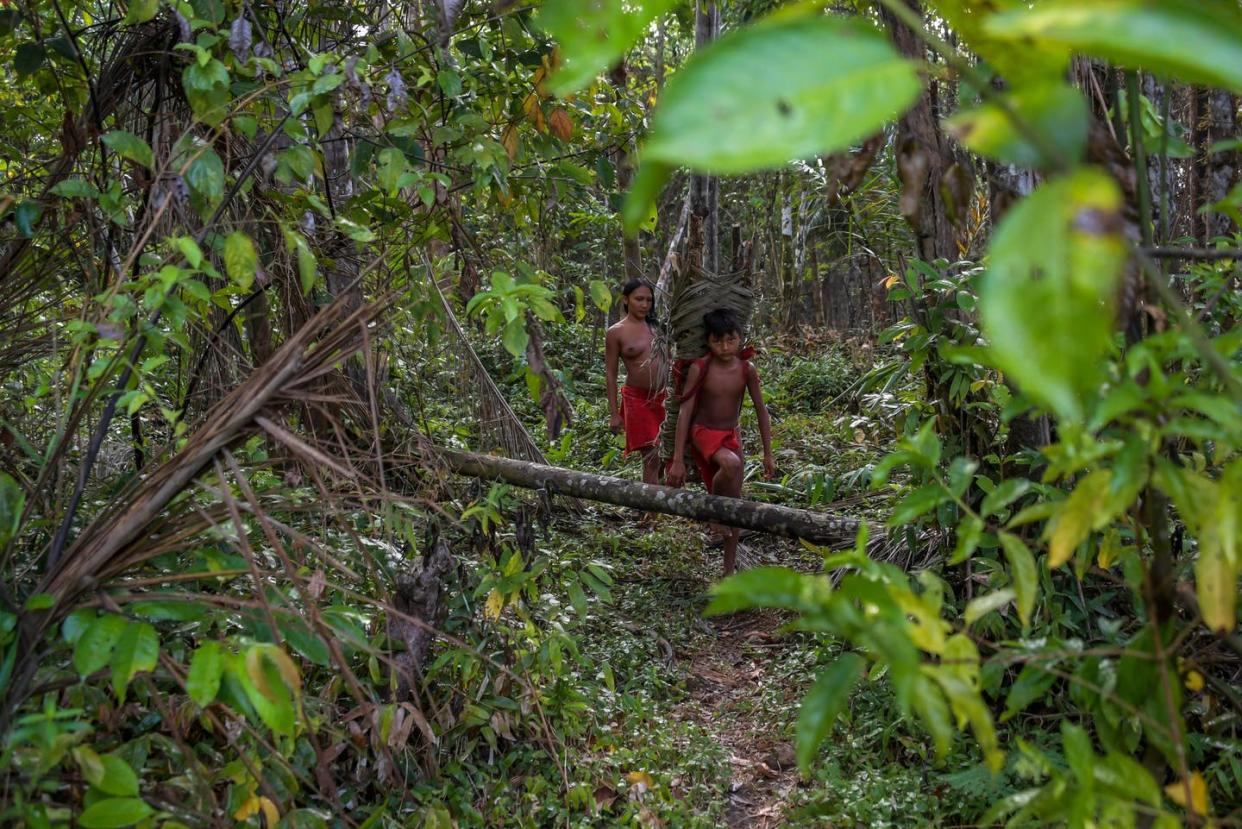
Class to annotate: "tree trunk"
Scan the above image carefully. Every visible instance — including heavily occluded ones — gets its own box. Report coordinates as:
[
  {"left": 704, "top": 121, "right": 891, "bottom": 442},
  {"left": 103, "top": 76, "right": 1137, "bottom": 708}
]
[
  {"left": 429, "top": 446, "right": 864, "bottom": 546},
  {"left": 690, "top": 1, "right": 720, "bottom": 274},
  {"left": 882, "top": 0, "right": 958, "bottom": 263}
]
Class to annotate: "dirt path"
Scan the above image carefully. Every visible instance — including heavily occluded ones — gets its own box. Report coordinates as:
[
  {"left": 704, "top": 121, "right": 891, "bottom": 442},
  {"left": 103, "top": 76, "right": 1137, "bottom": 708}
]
[
  {"left": 676, "top": 609, "right": 804, "bottom": 828},
  {"left": 623, "top": 529, "right": 821, "bottom": 828}
]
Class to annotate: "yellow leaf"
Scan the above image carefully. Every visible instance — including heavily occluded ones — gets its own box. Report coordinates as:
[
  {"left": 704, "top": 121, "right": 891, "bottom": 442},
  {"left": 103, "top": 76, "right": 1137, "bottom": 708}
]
[
  {"left": 1164, "top": 771, "right": 1210, "bottom": 817},
  {"left": 1184, "top": 670, "right": 1205, "bottom": 692},
  {"left": 626, "top": 770, "right": 654, "bottom": 792},
  {"left": 259, "top": 796, "right": 280, "bottom": 828},
  {"left": 883, "top": 274, "right": 899, "bottom": 289},
  {"left": 234, "top": 793, "right": 260, "bottom": 821},
  {"left": 521, "top": 91, "right": 541, "bottom": 120},
  {"left": 1045, "top": 470, "right": 1112, "bottom": 568},
  {"left": 1196, "top": 463, "right": 1239, "bottom": 633},
  {"left": 484, "top": 589, "right": 504, "bottom": 620}
]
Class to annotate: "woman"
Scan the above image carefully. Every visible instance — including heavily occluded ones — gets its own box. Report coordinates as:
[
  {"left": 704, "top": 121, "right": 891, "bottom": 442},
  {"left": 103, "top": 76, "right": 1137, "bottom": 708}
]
[{"left": 604, "top": 279, "right": 665, "bottom": 486}]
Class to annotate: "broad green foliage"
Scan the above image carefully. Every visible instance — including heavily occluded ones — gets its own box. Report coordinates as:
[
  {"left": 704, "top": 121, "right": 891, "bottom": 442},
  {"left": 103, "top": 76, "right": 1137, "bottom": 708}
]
[
  {"left": 643, "top": 15, "right": 920, "bottom": 173},
  {"left": 946, "top": 82, "right": 1088, "bottom": 171},
  {"left": 979, "top": 169, "right": 1126, "bottom": 424},
  {"left": 986, "top": 0, "right": 1242, "bottom": 95},
  {"left": 623, "top": 11, "right": 921, "bottom": 232},
  {"left": 537, "top": 0, "right": 680, "bottom": 95}
]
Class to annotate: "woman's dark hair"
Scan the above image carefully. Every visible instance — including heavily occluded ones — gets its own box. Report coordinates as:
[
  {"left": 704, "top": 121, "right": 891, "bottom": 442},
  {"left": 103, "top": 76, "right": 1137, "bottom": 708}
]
[
  {"left": 621, "top": 278, "right": 659, "bottom": 329},
  {"left": 703, "top": 308, "right": 742, "bottom": 339}
]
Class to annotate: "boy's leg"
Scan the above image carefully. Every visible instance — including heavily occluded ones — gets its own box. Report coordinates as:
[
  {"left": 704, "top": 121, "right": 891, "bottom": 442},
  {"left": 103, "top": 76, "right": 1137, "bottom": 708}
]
[{"left": 709, "top": 447, "right": 744, "bottom": 575}]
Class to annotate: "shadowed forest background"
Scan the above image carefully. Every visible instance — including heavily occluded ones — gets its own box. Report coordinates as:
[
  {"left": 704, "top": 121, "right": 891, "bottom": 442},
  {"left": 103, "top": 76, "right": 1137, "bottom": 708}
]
[{"left": 1, "top": 0, "right": 1240, "bottom": 826}]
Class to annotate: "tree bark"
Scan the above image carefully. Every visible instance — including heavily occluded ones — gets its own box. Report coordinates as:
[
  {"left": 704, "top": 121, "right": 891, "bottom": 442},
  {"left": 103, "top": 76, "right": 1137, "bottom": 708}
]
[{"left": 428, "top": 446, "right": 864, "bottom": 546}]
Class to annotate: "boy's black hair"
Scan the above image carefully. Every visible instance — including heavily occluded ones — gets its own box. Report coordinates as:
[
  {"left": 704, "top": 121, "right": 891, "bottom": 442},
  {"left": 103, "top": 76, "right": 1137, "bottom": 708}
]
[
  {"left": 703, "top": 308, "right": 742, "bottom": 339},
  {"left": 621, "top": 278, "right": 659, "bottom": 329}
]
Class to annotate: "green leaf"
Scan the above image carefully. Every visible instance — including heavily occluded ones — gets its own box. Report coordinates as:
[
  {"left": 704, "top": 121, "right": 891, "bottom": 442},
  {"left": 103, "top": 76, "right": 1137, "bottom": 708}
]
[
  {"left": 13, "top": 201, "right": 42, "bottom": 238},
  {"left": 14, "top": 42, "right": 46, "bottom": 77},
  {"left": 77, "top": 797, "right": 152, "bottom": 829},
  {"left": 102, "top": 130, "right": 155, "bottom": 170},
  {"left": 979, "top": 169, "right": 1126, "bottom": 423},
  {"left": 963, "top": 589, "right": 1014, "bottom": 626},
  {"left": 182, "top": 59, "right": 231, "bottom": 126},
  {"left": 911, "top": 673, "right": 954, "bottom": 758},
  {"left": 223, "top": 231, "right": 258, "bottom": 290},
  {"left": 501, "top": 318, "right": 528, "bottom": 358},
  {"left": 74, "top": 614, "right": 128, "bottom": 677},
  {"left": 1002, "top": 662, "right": 1058, "bottom": 721},
  {"left": 185, "top": 147, "right": 225, "bottom": 219},
  {"left": 1061, "top": 720, "right": 1095, "bottom": 789},
  {"left": 980, "top": 478, "right": 1031, "bottom": 518},
  {"left": 949, "top": 513, "right": 984, "bottom": 565},
  {"left": 887, "top": 484, "right": 949, "bottom": 527},
  {"left": 536, "top": 0, "right": 680, "bottom": 96},
  {"left": 436, "top": 69, "right": 462, "bottom": 97},
  {"left": 110, "top": 621, "right": 159, "bottom": 703},
  {"left": 587, "top": 279, "right": 612, "bottom": 312},
  {"left": 23, "top": 592, "right": 53, "bottom": 611},
  {"left": 50, "top": 178, "right": 100, "bottom": 199},
  {"left": 0, "top": 472, "right": 25, "bottom": 548},
  {"left": 72, "top": 746, "right": 105, "bottom": 787},
  {"left": 933, "top": 672, "right": 1004, "bottom": 772},
  {"left": 124, "top": 0, "right": 159, "bottom": 24},
  {"left": 795, "top": 652, "right": 865, "bottom": 774},
  {"left": 999, "top": 532, "right": 1038, "bottom": 628},
  {"left": 946, "top": 82, "right": 1088, "bottom": 171},
  {"left": 641, "top": 15, "right": 920, "bottom": 174},
  {"left": 283, "top": 230, "right": 317, "bottom": 295},
  {"left": 187, "top": 641, "right": 224, "bottom": 707},
  {"left": 705, "top": 567, "right": 830, "bottom": 616},
  {"left": 621, "top": 159, "right": 670, "bottom": 238},
  {"left": 986, "top": 0, "right": 1242, "bottom": 95},
  {"left": 95, "top": 753, "right": 139, "bottom": 797},
  {"left": 172, "top": 236, "right": 203, "bottom": 268},
  {"left": 566, "top": 575, "right": 589, "bottom": 617}
]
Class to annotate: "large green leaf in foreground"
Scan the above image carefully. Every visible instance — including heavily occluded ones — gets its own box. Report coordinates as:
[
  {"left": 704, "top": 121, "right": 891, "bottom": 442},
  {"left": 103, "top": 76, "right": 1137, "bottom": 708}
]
[
  {"left": 536, "top": 0, "right": 679, "bottom": 96},
  {"left": 985, "top": 0, "right": 1242, "bottom": 95},
  {"left": 979, "top": 169, "right": 1126, "bottom": 424},
  {"left": 644, "top": 15, "right": 920, "bottom": 174},
  {"left": 624, "top": 13, "right": 921, "bottom": 234}
]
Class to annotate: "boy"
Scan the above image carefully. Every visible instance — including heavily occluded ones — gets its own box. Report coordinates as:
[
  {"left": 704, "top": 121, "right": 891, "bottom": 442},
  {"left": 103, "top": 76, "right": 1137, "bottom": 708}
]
[{"left": 666, "top": 309, "right": 775, "bottom": 576}]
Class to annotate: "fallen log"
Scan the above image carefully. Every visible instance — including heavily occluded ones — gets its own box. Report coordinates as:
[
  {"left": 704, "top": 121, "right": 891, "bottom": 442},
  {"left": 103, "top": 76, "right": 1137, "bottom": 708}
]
[{"left": 428, "top": 447, "right": 864, "bottom": 546}]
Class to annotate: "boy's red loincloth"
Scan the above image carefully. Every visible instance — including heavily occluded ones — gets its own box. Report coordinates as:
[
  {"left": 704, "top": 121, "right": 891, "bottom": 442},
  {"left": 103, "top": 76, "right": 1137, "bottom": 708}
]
[
  {"left": 621, "top": 385, "right": 666, "bottom": 455},
  {"left": 690, "top": 424, "right": 742, "bottom": 493}
]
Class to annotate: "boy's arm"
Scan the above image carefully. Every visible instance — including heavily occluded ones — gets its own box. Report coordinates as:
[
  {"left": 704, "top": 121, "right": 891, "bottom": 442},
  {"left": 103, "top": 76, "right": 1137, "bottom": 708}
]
[
  {"left": 746, "top": 365, "right": 776, "bottom": 478},
  {"left": 666, "top": 364, "right": 700, "bottom": 487},
  {"left": 605, "top": 327, "right": 622, "bottom": 432}
]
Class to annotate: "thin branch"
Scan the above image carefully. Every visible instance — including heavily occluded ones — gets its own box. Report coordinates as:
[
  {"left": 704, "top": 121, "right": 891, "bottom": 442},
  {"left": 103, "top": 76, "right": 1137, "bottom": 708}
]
[{"left": 1142, "top": 246, "right": 1242, "bottom": 261}]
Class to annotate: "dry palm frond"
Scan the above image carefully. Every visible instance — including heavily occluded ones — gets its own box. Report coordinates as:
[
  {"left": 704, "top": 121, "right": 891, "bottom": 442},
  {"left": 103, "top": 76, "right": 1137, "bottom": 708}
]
[
  {"left": 428, "top": 271, "right": 548, "bottom": 466},
  {"left": 27, "top": 290, "right": 387, "bottom": 636}
]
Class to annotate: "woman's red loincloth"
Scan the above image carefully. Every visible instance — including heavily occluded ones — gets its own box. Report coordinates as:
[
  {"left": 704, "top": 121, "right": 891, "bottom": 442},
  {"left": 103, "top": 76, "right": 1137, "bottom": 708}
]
[{"left": 621, "top": 385, "right": 666, "bottom": 455}]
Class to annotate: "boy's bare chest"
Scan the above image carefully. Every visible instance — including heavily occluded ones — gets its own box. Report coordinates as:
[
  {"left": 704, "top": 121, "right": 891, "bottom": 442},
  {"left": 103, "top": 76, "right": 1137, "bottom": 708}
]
[{"left": 702, "top": 363, "right": 746, "bottom": 398}]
